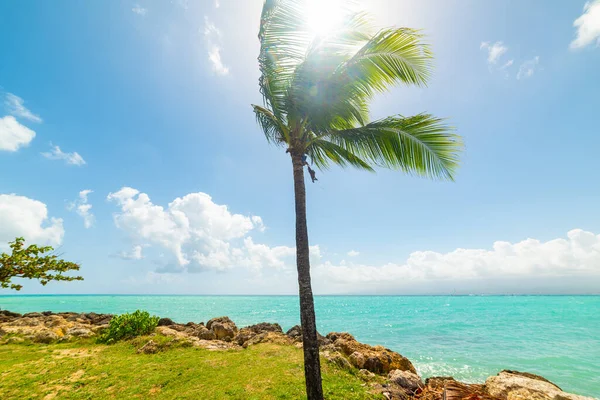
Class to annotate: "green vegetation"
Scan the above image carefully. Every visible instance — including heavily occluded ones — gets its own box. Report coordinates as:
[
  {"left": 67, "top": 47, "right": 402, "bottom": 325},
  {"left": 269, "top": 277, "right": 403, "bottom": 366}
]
[
  {"left": 255, "top": 1, "right": 462, "bottom": 398},
  {"left": 98, "top": 310, "right": 160, "bottom": 344},
  {"left": 0, "top": 338, "right": 382, "bottom": 400},
  {"left": 0, "top": 237, "right": 83, "bottom": 291}
]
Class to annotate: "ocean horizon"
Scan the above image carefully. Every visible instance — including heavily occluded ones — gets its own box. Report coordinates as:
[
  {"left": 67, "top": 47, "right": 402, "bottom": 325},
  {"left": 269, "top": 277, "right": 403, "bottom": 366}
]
[{"left": 2, "top": 294, "right": 598, "bottom": 397}]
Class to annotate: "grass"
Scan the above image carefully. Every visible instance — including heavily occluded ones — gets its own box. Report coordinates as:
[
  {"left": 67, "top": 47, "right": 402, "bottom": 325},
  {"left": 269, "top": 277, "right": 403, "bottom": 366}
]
[{"left": 0, "top": 336, "right": 383, "bottom": 399}]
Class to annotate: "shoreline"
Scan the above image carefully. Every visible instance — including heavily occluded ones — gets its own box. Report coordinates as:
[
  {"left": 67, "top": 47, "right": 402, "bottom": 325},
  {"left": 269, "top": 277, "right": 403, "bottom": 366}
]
[{"left": 0, "top": 309, "right": 596, "bottom": 399}]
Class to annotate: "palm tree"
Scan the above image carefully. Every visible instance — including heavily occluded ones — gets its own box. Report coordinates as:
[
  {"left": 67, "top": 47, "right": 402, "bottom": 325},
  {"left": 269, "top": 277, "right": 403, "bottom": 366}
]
[{"left": 253, "top": 1, "right": 462, "bottom": 399}]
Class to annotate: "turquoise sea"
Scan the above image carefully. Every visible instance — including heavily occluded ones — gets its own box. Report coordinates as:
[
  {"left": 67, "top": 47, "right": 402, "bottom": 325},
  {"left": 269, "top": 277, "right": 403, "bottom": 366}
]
[{"left": 1, "top": 295, "right": 598, "bottom": 397}]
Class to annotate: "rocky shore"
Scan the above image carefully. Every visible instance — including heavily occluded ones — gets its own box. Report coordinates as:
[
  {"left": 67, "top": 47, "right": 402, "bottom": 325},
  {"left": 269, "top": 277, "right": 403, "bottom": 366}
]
[{"left": 0, "top": 310, "right": 594, "bottom": 400}]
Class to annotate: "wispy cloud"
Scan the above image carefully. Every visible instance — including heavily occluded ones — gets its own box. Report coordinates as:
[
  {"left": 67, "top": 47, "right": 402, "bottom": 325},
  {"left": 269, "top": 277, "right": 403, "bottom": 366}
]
[
  {"left": 215, "top": 0, "right": 220, "bottom": 8},
  {"left": 480, "top": 41, "right": 540, "bottom": 80},
  {"left": 347, "top": 250, "right": 360, "bottom": 257},
  {"left": 0, "top": 116, "right": 36, "bottom": 152},
  {"left": 480, "top": 41, "right": 508, "bottom": 64},
  {"left": 119, "top": 245, "right": 145, "bottom": 260},
  {"left": 4, "top": 93, "right": 42, "bottom": 123},
  {"left": 498, "top": 59, "right": 514, "bottom": 79},
  {"left": 132, "top": 4, "right": 147, "bottom": 16},
  {"left": 67, "top": 189, "right": 95, "bottom": 228},
  {"left": 42, "top": 144, "right": 86, "bottom": 166},
  {"left": 208, "top": 46, "right": 229, "bottom": 75},
  {"left": 570, "top": 0, "right": 600, "bottom": 49},
  {"left": 204, "top": 16, "right": 230, "bottom": 76},
  {"left": 500, "top": 59, "right": 514, "bottom": 69},
  {"left": 517, "top": 56, "right": 540, "bottom": 79}
]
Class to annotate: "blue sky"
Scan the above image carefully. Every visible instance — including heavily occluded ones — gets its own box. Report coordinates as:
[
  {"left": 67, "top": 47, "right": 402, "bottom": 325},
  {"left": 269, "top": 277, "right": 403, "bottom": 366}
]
[{"left": 1, "top": 0, "right": 599, "bottom": 294}]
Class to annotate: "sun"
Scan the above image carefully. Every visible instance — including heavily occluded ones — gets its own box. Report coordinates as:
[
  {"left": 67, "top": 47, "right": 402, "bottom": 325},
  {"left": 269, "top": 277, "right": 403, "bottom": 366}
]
[{"left": 305, "top": 0, "right": 345, "bottom": 37}]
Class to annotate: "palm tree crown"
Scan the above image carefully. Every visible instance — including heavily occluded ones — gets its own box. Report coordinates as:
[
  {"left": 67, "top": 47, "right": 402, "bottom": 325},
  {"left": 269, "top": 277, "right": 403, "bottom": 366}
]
[{"left": 254, "top": 0, "right": 463, "bottom": 178}]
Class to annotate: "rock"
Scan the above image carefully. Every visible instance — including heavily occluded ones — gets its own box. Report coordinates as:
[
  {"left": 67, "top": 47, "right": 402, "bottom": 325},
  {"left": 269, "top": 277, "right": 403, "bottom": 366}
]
[
  {"left": 388, "top": 370, "right": 423, "bottom": 392},
  {"left": 192, "top": 325, "right": 216, "bottom": 340},
  {"left": 199, "top": 329, "right": 216, "bottom": 341},
  {"left": 67, "top": 328, "right": 95, "bottom": 338},
  {"left": 286, "top": 325, "right": 303, "bottom": 341},
  {"left": 206, "top": 317, "right": 237, "bottom": 342},
  {"left": 326, "top": 332, "right": 416, "bottom": 375},
  {"left": 349, "top": 351, "right": 366, "bottom": 369},
  {"left": 42, "top": 311, "right": 54, "bottom": 316},
  {"left": 32, "top": 331, "right": 59, "bottom": 343},
  {"left": 137, "top": 340, "right": 159, "bottom": 354},
  {"left": 244, "top": 322, "right": 283, "bottom": 334},
  {"left": 169, "top": 324, "right": 187, "bottom": 332},
  {"left": 86, "top": 313, "right": 112, "bottom": 325},
  {"left": 97, "top": 316, "right": 112, "bottom": 325},
  {"left": 12, "top": 317, "right": 42, "bottom": 327},
  {"left": 192, "top": 339, "right": 241, "bottom": 351},
  {"left": 323, "top": 351, "right": 353, "bottom": 370},
  {"left": 157, "top": 318, "right": 175, "bottom": 326},
  {"left": 156, "top": 326, "right": 189, "bottom": 340},
  {"left": 23, "top": 312, "right": 43, "bottom": 318},
  {"left": 424, "top": 376, "right": 457, "bottom": 391},
  {"left": 484, "top": 370, "right": 594, "bottom": 400},
  {"left": 44, "top": 315, "right": 67, "bottom": 328},
  {"left": 358, "top": 369, "right": 376, "bottom": 381},
  {"left": 234, "top": 328, "right": 257, "bottom": 346},
  {"left": 243, "top": 332, "right": 292, "bottom": 348},
  {"left": 0, "top": 310, "right": 22, "bottom": 318},
  {"left": 364, "top": 357, "right": 384, "bottom": 374},
  {"left": 206, "top": 316, "right": 235, "bottom": 330},
  {"left": 285, "top": 325, "right": 331, "bottom": 346}
]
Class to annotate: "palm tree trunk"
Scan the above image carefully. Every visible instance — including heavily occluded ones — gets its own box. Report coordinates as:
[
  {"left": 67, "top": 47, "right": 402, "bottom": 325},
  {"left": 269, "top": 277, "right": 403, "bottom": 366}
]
[{"left": 291, "top": 153, "right": 324, "bottom": 400}]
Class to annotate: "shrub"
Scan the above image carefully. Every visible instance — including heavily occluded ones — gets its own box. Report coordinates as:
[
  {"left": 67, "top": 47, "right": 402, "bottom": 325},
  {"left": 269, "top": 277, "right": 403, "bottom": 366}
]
[{"left": 98, "top": 310, "right": 159, "bottom": 344}]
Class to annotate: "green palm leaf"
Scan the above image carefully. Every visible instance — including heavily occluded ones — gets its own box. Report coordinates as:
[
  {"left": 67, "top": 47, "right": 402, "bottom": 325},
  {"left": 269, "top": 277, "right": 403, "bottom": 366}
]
[
  {"left": 255, "top": 0, "right": 462, "bottom": 181},
  {"left": 307, "top": 139, "right": 374, "bottom": 171},
  {"left": 319, "top": 114, "right": 462, "bottom": 180},
  {"left": 252, "top": 104, "right": 288, "bottom": 145}
]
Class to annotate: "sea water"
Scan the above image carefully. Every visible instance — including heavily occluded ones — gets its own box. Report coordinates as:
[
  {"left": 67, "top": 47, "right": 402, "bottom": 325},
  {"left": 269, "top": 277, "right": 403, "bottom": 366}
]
[{"left": 1, "top": 295, "right": 598, "bottom": 397}]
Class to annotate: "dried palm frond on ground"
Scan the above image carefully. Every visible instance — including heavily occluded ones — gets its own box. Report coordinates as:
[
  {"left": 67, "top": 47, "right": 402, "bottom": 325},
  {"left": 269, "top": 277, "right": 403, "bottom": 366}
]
[{"left": 375, "top": 377, "right": 500, "bottom": 400}]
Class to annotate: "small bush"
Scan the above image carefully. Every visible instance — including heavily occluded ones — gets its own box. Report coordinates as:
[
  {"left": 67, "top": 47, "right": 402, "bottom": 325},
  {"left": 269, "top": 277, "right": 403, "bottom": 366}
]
[{"left": 98, "top": 310, "right": 159, "bottom": 344}]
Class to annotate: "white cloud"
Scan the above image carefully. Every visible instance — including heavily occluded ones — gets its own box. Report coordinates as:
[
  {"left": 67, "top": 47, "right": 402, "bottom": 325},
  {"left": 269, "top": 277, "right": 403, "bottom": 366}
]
[
  {"left": 215, "top": 0, "right": 220, "bottom": 8},
  {"left": 0, "top": 116, "right": 36, "bottom": 152},
  {"left": 132, "top": 4, "right": 147, "bottom": 16},
  {"left": 4, "top": 93, "right": 42, "bottom": 123},
  {"left": 204, "top": 16, "right": 230, "bottom": 76},
  {"left": 0, "top": 194, "right": 64, "bottom": 249},
  {"left": 480, "top": 41, "right": 508, "bottom": 64},
  {"left": 107, "top": 187, "right": 266, "bottom": 269},
  {"left": 347, "top": 250, "right": 360, "bottom": 257},
  {"left": 570, "top": 0, "right": 600, "bottom": 49},
  {"left": 312, "top": 229, "right": 600, "bottom": 293},
  {"left": 203, "top": 16, "right": 221, "bottom": 37},
  {"left": 42, "top": 145, "right": 86, "bottom": 166},
  {"left": 517, "top": 56, "right": 540, "bottom": 79},
  {"left": 208, "top": 46, "right": 230, "bottom": 75},
  {"left": 119, "top": 245, "right": 145, "bottom": 260},
  {"left": 67, "top": 190, "right": 95, "bottom": 228}
]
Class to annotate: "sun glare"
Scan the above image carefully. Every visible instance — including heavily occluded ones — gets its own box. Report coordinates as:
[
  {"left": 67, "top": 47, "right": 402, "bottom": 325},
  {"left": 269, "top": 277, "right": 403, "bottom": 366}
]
[{"left": 306, "top": 0, "right": 344, "bottom": 37}]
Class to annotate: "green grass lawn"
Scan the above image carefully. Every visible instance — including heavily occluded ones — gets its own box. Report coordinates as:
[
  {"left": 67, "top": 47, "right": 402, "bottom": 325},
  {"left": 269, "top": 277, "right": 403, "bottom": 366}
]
[{"left": 0, "top": 337, "right": 382, "bottom": 399}]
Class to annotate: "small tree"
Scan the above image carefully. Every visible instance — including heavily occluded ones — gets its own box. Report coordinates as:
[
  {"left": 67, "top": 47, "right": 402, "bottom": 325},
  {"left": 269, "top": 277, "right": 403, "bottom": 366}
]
[{"left": 0, "top": 237, "right": 83, "bottom": 291}]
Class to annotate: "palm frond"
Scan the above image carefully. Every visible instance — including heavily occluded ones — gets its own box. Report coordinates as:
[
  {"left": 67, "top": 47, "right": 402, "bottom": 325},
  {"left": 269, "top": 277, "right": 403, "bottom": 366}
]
[
  {"left": 258, "top": 0, "right": 310, "bottom": 121},
  {"left": 288, "top": 27, "right": 434, "bottom": 134},
  {"left": 319, "top": 114, "right": 462, "bottom": 180},
  {"left": 252, "top": 104, "right": 288, "bottom": 146},
  {"left": 307, "top": 139, "right": 374, "bottom": 171},
  {"left": 340, "top": 28, "right": 433, "bottom": 92}
]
